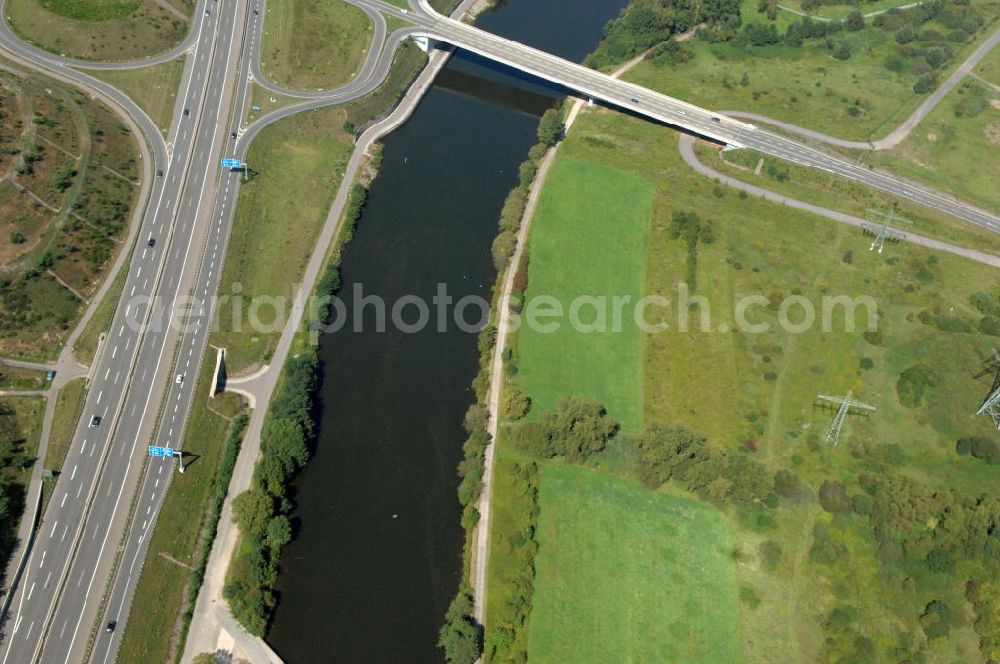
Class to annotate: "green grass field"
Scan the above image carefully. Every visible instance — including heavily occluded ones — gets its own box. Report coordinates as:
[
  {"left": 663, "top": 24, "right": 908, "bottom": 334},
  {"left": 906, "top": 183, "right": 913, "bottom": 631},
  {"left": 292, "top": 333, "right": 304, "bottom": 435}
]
[
  {"left": 38, "top": 0, "right": 140, "bottom": 21},
  {"left": 868, "top": 76, "right": 1000, "bottom": 214},
  {"left": 7, "top": 0, "right": 189, "bottom": 60},
  {"left": 210, "top": 106, "right": 354, "bottom": 373},
  {"left": 622, "top": 1, "right": 999, "bottom": 141},
  {"left": 528, "top": 463, "right": 743, "bottom": 663},
  {"left": 260, "top": 0, "right": 373, "bottom": 91},
  {"left": 515, "top": 158, "right": 652, "bottom": 432},
  {"left": 490, "top": 107, "right": 1000, "bottom": 662},
  {"left": 87, "top": 58, "right": 184, "bottom": 136}
]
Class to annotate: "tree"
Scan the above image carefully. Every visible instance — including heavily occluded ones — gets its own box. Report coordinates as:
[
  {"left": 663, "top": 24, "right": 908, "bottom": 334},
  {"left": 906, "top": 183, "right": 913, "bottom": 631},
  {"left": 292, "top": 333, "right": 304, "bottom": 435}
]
[
  {"left": 232, "top": 490, "right": 274, "bottom": 537},
  {"left": 262, "top": 417, "right": 309, "bottom": 474},
  {"left": 895, "top": 23, "right": 915, "bottom": 44},
  {"left": 833, "top": 41, "right": 852, "bottom": 61},
  {"left": 845, "top": 10, "right": 864, "bottom": 31},
  {"left": 913, "top": 73, "right": 934, "bottom": 94},
  {"left": 819, "top": 481, "right": 851, "bottom": 513},
  {"left": 438, "top": 587, "right": 482, "bottom": 663},
  {"left": 543, "top": 396, "right": 619, "bottom": 462},
  {"left": 536, "top": 108, "right": 565, "bottom": 147},
  {"left": 774, "top": 468, "right": 805, "bottom": 499},
  {"left": 502, "top": 389, "right": 531, "bottom": 419},
  {"left": 265, "top": 515, "right": 292, "bottom": 552}
]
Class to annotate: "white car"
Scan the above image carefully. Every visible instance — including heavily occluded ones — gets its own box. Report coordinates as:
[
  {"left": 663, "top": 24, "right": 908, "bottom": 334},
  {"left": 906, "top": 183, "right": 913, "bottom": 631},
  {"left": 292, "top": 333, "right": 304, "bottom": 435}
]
[{"left": 175, "top": 373, "right": 184, "bottom": 385}]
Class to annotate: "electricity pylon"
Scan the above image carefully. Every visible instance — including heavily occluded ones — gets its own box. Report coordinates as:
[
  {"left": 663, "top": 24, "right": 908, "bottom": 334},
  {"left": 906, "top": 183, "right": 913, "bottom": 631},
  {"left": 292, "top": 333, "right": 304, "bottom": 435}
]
[
  {"left": 863, "top": 209, "right": 912, "bottom": 253},
  {"left": 817, "top": 390, "right": 876, "bottom": 445},
  {"left": 976, "top": 349, "right": 1000, "bottom": 429}
]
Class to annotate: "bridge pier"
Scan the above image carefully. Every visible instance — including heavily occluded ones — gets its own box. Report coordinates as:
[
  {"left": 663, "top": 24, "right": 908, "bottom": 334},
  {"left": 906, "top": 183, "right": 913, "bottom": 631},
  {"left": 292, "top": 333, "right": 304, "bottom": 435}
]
[{"left": 411, "top": 35, "right": 435, "bottom": 53}]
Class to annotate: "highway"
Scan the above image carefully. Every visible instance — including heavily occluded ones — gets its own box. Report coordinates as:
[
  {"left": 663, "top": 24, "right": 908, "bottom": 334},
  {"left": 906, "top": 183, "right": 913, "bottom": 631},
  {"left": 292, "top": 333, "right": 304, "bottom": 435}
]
[
  {"left": 0, "top": 0, "right": 252, "bottom": 661},
  {"left": 0, "top": 0, "right": 997, "bottom": 660}
]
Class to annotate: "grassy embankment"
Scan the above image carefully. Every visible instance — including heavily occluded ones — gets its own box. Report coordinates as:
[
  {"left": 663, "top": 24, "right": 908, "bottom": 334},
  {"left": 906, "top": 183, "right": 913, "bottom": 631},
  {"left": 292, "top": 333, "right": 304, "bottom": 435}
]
[
  {"left": 44, "top": 377, "right": 87, "bottom": 473},
  {"left": 868, "top": 61, "right": 1000, "bottom": 214},
  {"left": 259, "top": 0, "right": 373, "bottom": 91},
  {"left": 0, "top": 64, "right": 141, "bottom": 361},
  {"left": 85, "top": 58, "right": 185, "bottom": 136},
  {"left": 621, "top": 0, "right": 999, "bottom": 141},
  {"left": 5, "top": 0, "right": 191, "bottom": 61},
  {"left": 486, "top": 106, "right": 1000, "bottom": 662}
]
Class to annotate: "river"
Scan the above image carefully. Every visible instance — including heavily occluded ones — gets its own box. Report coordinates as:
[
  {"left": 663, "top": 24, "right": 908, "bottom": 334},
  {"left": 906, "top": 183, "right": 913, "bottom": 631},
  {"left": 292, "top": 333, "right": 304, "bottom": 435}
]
[{"left": 266, "top": 0, "right": 627, "bottom": 660}]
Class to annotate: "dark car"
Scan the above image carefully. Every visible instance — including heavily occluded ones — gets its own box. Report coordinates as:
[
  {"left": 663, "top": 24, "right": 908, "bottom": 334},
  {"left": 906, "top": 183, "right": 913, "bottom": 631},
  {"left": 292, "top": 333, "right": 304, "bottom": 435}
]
[
  {"left": 89, "top": 415, "right": 101, "bottom": 428},
  {"left": 106, "top": 621, "right": 116, "bottom": 633},
  {"left": 629, "top": 97, "right": 639, "bottom": 104},
  {"left": 710, "top": 117, "right": 721, "bottom": 122},
  {"left": 147, "top": 237, "right": 155, "bottom": 248},
  {"left": 183, "top": 108, "right": 190, "bottom": 117},
  {"left": 231, "top": 131, "right": 237, "bottom": 139},
  {"left": 156, "top": 169, "right": 163, "bottom": 177}
]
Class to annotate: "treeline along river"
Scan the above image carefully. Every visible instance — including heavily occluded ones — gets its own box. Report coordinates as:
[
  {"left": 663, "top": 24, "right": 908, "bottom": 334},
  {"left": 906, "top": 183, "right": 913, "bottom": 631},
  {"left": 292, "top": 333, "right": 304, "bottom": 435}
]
[{"left": 266, "top": 0, "right": 628, "bottom": 660}]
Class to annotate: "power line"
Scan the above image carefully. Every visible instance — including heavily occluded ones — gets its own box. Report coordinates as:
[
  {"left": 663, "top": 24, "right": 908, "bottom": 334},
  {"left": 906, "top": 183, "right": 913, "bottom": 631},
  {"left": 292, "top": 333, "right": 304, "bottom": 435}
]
[{"left": 862, "top": 208, "right": 912, "bottom": 254}]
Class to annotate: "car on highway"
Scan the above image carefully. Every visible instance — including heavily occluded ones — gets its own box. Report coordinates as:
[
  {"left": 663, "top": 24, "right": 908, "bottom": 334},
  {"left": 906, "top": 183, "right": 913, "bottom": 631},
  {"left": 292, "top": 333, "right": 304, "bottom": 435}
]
[
  {"left": 183, "top": 108, "right": 190, "bottom": 117},
  {"left": 175, "top": 373, "right": 184, "bottom": 385},
  {"left": 231, "top": 131, "right": 237, "bottom": 139},
  {"left": 629, "top": 97, "right": 639, "bottom": 104},
  {"left": 89, "top": 415, "right": 101, "bottom": 428},
  {"left": 147, "top": 237, "right": 156, "bottom": 248},
  {"left": 105, "top": 621, "right": 116, "bottom": 633},
  {"left": 156, "top": 169, "right": 163, "bottom": 177},
  {"left": 710, "top": 116, "right": 721, "bottom": 122},
  {"left": 677, "top": 110, "right": 686, "bottom": 115}
]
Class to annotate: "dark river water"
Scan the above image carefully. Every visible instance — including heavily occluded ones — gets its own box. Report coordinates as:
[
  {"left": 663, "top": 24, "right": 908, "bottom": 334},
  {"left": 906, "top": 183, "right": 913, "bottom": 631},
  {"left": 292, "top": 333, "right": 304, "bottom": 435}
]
[{"left": 266, "top": 0, "right": 627, "bottom": 660}]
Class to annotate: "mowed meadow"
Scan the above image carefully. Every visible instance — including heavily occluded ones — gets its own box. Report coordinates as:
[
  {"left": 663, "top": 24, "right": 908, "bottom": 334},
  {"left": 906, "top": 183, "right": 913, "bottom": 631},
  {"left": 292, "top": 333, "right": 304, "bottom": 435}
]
[{"left": 487, "top": 105, "right": 1000, "bottom": 662}]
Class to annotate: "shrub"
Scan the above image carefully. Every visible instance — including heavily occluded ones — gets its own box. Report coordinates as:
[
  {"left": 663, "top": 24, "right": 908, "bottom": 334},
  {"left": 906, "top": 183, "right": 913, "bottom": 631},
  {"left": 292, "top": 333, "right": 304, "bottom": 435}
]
[
  {"left": 501, "top": 388, "right": 530, "bottom": 419},
  {"left": 896, "top": 364, "right": 938, "bottom": 407},
  {"left": 819, "top": 481, "right": 851, "bottom": 513}
]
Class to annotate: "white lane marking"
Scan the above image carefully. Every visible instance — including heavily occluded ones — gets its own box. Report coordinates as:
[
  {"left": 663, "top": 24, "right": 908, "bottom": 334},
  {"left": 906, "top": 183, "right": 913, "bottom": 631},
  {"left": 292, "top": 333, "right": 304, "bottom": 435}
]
[
  {"left": 97, "top": 390, "right": 103, "bottom": 404},
  {"left": 76, "top": 483, "right": 83, "bottom": 498},
  {"left": 104, "top": 369, "right": 110, "bottom": 380},
  {"left": 70, "top": 465, "right": 77, "bottom": 480},
  {"left": 60, "top": 493, "right": 67, "bottom": 508},
  {"left": 26, "top": 583, "right": 35, "bottom": 601},
  {"left": 61, "top": 525, "right": 68, "bottom": 541},
  {"left": 50, "top": 521, "right": 58, "bottom": 538},
  {"left": 111, "top": 345, "right": 118, "bottom": 359}
]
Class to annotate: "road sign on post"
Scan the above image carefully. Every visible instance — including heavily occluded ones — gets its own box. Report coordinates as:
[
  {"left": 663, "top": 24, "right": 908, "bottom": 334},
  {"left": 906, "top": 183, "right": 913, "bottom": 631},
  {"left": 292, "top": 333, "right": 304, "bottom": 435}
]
[
  {"left": 220, "top": 158, "right": 242, "bottom": 169},
  {"left": 148, "top": 446, "right": 175, "bottom": 458}
]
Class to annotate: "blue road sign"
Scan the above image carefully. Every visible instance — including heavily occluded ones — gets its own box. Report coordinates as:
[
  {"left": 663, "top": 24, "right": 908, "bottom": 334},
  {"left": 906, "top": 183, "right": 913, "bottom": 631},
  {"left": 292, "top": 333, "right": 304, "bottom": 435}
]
[
  {"left": 148, "top": 446, "right": 175, "bottom": 458},
  {"left": 220, "top": 158, "right": 242, "bottom": 169}
]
